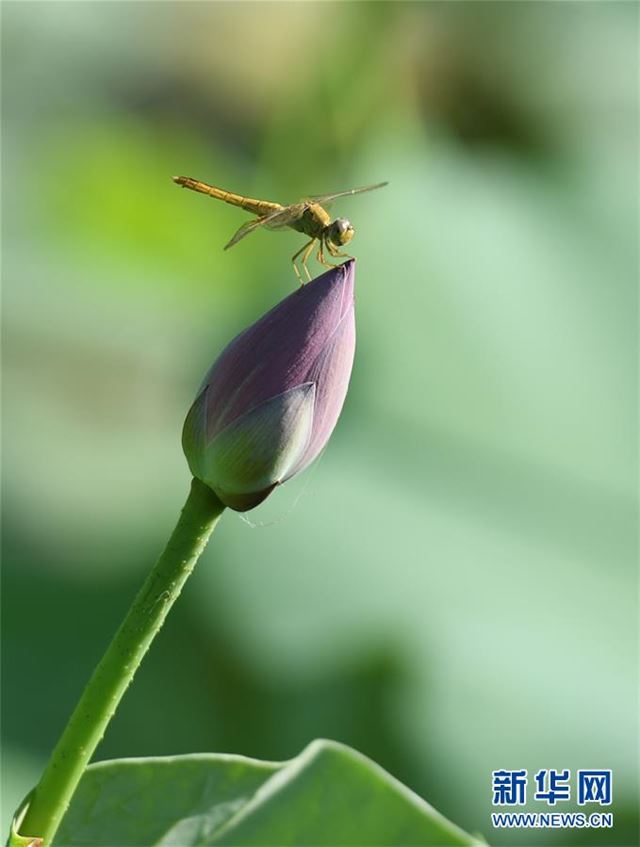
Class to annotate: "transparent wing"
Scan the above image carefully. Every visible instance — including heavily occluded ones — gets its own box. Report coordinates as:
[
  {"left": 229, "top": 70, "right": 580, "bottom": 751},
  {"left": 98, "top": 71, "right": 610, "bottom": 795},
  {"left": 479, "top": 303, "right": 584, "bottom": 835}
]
[
  {"left": 307, "top": 181, "right": 388, "bottom": 206},
  {"left": 263, "top": 203, "right": 307, "bottom": 230},
  {"left": 223, "top": 204, "right": 305, "bottom": 250}
]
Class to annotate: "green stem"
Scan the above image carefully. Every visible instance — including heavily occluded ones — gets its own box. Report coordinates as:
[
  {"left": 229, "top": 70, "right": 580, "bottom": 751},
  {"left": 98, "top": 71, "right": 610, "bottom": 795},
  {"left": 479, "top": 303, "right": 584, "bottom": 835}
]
[{"left": 19, "top": 478, "right": 225, "bottom": 847}]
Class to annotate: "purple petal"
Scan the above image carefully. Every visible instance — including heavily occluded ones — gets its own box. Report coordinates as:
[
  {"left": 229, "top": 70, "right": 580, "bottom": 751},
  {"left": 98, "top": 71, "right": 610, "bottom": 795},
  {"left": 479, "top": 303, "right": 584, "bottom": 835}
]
[
  {"left": 203, "top": 261, "right": 355, "bottom": 441},
  {"left": 285, "top": 309, "right": 356, "bottom": 478}
]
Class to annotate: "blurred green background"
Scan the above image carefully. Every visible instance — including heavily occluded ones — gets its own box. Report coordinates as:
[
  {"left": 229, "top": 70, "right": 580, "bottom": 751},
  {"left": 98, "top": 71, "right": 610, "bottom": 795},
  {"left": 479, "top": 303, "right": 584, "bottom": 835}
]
[{"left": 2, "top": 2, "right": 637, "bottom": 844}]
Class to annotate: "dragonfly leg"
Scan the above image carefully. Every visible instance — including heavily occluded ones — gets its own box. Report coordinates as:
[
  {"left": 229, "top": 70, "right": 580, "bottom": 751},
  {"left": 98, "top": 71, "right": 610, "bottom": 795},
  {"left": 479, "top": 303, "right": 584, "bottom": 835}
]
[
  {"left": 301, "top": 239, "right": 316, "bottom": 282},
  {"left": 326, "top": 240, "right": 353, "bottom": 261},
  {"left": 317, "top": 236, "right": 339, "bottom": 269},
  {"left": 292, "top": 238, "right": 316, "bottom": 285}
]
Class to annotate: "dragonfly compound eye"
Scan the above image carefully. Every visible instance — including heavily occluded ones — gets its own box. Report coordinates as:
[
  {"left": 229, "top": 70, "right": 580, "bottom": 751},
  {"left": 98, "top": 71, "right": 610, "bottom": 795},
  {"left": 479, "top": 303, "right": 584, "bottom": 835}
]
[{"left": 331, "top": 218, "right": 355, "bottom": 246}]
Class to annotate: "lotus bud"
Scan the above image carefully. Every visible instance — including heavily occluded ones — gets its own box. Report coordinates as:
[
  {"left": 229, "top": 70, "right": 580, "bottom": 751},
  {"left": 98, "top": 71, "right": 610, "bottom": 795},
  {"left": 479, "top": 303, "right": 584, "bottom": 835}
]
[{"left": 182, "top": 261, "right": 356, "bottom": 511}]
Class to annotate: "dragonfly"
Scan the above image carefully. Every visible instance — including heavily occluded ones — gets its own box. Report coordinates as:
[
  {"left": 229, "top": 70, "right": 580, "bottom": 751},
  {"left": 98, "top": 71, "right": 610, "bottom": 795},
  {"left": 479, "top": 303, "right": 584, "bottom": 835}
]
[{"left": 172, "top": 175, "right": 388, "bottom": 282}]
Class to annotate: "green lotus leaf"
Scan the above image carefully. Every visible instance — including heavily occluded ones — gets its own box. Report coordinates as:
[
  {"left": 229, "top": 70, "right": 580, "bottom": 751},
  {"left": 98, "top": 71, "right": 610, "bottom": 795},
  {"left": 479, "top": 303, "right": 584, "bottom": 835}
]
[{"left": 47, "top": 739, "right": 482, "bottom": 847}]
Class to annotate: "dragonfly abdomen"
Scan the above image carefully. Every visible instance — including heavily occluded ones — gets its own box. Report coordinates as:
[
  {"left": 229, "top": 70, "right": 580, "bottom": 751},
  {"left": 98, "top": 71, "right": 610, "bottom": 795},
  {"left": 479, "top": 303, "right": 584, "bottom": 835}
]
[{"left": 172, "top": 177, "right": 282, "bottom": 217}]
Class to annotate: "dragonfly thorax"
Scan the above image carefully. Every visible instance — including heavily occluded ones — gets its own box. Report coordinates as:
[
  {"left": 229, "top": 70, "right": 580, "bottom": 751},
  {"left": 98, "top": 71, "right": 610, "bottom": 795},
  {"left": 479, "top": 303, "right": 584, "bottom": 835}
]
[{"left": 326, "top": 217, "right": 355, "bottom": 247}]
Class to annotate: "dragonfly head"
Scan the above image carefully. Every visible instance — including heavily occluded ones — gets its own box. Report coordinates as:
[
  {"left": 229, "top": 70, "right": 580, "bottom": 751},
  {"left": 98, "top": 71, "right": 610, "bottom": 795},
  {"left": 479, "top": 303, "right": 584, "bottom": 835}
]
[{"left": 327, "top": 218, "right": 355, "bottom": 247}]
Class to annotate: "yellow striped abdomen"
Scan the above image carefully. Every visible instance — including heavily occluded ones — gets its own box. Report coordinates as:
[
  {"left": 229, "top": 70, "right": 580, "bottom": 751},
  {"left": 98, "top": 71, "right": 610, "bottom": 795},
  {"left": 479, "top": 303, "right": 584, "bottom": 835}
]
[{"left": 172, "top": 176, "right": 282, "bottom": 217}]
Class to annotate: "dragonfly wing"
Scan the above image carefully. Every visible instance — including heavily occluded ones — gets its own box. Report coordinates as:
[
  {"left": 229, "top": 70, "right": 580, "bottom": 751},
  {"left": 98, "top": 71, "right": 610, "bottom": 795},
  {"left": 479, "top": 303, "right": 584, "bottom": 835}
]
[
  {"left": 224, "top": 204, "right": 306, "bottom": 249},
  {"left": 263, "top": 203, "right": 307, "bottom": 230},
  {"left": 307, "top": 182, "right": 389, "bottom": 206},
  {"left": 224, "top": 219, "right": 266, "bottom": 250}
]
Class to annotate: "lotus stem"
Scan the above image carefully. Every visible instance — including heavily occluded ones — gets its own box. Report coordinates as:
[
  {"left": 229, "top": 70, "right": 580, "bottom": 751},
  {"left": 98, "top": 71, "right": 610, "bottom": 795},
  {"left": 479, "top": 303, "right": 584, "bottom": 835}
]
[{"left": 18, "top": 479, "right": 225, "bottom": 846}]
